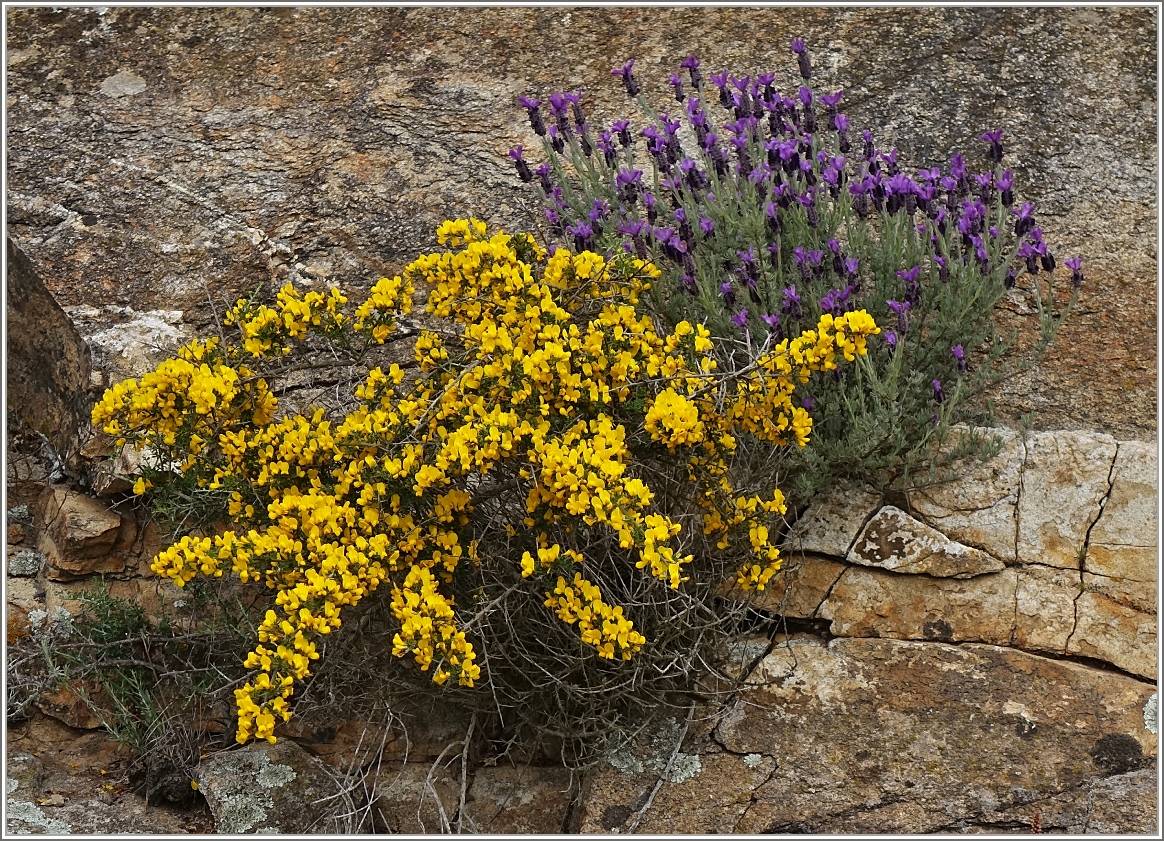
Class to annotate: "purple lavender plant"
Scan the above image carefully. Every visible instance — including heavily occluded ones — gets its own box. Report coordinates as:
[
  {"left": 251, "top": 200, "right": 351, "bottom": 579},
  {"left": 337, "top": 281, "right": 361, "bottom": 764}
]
[{"left": 511, "top": 40, "right": 1079, "bottom": 500}]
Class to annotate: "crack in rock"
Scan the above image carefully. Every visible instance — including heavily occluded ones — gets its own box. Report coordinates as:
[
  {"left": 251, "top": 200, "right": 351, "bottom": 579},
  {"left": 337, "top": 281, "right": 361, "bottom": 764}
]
[
  {"left": 731, "top": 759, "right": 781, "bottom": 833},
  {"left": 1079, "top": 441, "right": 1120, "bottom": 568},
  {"left": 813, "top": 563, "right": 848, "bottom": 620},
  {"left": 1062, "top": 442, "right": 1119, "bottom": 657}
]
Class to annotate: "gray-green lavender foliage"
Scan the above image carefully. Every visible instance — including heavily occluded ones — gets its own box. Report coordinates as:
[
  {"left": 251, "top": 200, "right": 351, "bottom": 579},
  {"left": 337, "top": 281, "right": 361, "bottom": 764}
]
[{"left": 511, "top": 41, "right": 1080, "bottom": 503}]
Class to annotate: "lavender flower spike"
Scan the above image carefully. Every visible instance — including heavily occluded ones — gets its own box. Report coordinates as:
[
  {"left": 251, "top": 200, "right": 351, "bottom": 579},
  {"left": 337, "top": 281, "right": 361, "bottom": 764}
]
[
  {"left": 518, "top": 96, "right": 546, "bottom": 136},
  {"left": 1065, "top": 256, "right": 1084, "bottom": 289},
  {"left": 612, "top": 60, "right": 640, "bottom": 97},
  {"left": 611, "top": 119, "right": 632, "bottom": 148},
  {"left": 792, "top": 38, "right": 812, "bottom": 80},
  {"left": 534, "top": 162, "right": 553, "bottom": 194},
  {"left": 548, "top": 91, "right": 571, "bottom": 121},
  {"left": 566, "top": 220, "right": 594, "bottom": 252},
  {"left": 979, "top": 128, "right": 1005, "bottom": 163},
  {"left": 997, "top": 169, "right": 1015, "bottom": 206},
  {"left": 952, "top": 344, "right": 967, "bottom": 375},
  {"left": 887, "top": 298, "right": 911, "bottom": 332},
  {"left": 508, "top": 146, "right": 533, "bottom": 183},
  {"left": 564, "top": 89, "right": 585, "bottom": 126},
  {"left": 1014, "top": 202, "right": 1036, "bottom": 237},
  {"left": 720, "top": 281, "right": 736, "bottom": 308},
  {"left": 680, "top": 55, "right": 703, "bottom": 91}
]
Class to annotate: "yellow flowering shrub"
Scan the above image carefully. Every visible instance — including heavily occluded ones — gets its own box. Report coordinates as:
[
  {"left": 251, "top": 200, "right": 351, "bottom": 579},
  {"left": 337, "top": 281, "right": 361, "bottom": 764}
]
[{"left": 93, "top": 218, "right": 878, "bottom": 746}]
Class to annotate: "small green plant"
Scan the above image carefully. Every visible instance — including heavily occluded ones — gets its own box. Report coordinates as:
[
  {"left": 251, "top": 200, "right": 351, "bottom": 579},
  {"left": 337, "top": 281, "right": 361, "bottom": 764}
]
[
  {"left": 75, "top": 579, "right": 150, "bottom": 645},
  {"left": 22, "top": 580, "right": 257, "bottom": 804},
  {"left": 510, "top": 39, "right": 1079, "bottom": 501}
]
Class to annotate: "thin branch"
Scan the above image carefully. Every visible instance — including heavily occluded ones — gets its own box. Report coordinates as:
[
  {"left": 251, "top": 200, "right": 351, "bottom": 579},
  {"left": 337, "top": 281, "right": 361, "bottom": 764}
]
[{"left": 624, "top": 699, "right": 697, "bottom": 834}]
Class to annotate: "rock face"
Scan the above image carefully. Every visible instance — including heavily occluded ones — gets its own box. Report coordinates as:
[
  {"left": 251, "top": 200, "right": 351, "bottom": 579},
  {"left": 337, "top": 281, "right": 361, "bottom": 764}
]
[
  {"left": 1067, "top": 593, "right": 1159, "bottom": 679},
  {"left": 765, "top": 429, "right": 1157, "bottom": 681},
  {"left": 362, "top": 761, "right": 461, "bottom": 835},
  {"left": 4, "top": 237, "right": 94, "bottom": 471},
  {"left": 462, "top": 765, "right": 577, "bottom": 834},
  {"left": 4, "top": 5, "right": 1156, "bottom": 439},
  {"left": 1084, "top": 440, "right": 1158, "bottom": 612},
  {"left": 907, "top": 428, "right": 1026, "bottom": 564},
  {"left": 847, "top": 505, "right": 1005, "bottom": 578},
  {"left": 37, "top": 486, "right": 131, "bottom": 578},
  {"left": 781, "top": 482, "right": 882, "bottom": 557},
  {"left": 5, "top": 715, "right": 215, "bottom": 835},
  {"left": 197, "top": 739, "right": 353, "bottom": 834},
  {"left": 820, "top": 565, "right": 1018, "bottom": 645},
  {"left": 3, "top": 6, "right": 1156, "bottom": 834},
  {"left": 580, "top": 636, "right": 1158, "bottom": 834},
  {"left": 1017, "top": 431, "right": 1117, "bottom": 568}
]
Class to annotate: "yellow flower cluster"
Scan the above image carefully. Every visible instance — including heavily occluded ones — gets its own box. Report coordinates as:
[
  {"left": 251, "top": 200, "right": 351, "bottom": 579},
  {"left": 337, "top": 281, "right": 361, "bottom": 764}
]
[
  {"left": 225, "top": 284, "right": 353, "bottom": 357},
  {"left": 520, "top": 540, "right": 584, "bottom": 578},
  {"left": 92, "top": 219, "right": 878, "bottom": 744},
  {"left": 546, "top": 572, "right": 646, "bottom": 660},
  {"left": 91, "top": 336, "right": 276, "bottom": 455},
  {"left": 391, "top": 566, "right": 480, "bottom": 686},
  {"left": 353, "top": 274, "right": 414, "bottom": 338},
  {"left": 645, "top": 388, "right": 705, "bottom": 449}
]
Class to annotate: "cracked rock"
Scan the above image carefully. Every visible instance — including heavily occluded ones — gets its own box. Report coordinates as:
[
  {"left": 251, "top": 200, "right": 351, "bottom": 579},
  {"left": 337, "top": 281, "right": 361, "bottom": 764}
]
[
  {"left": 580, "top": 744, "right": 776, "bottom": 833},
  {"left": 1013, "top": 565, "right": 1080, "bottom": 653},
  {"left": 819, "top": 566, "right": 1018, "bottom": 644},
  {"left": 847, "top": 505, "right": 1006, "bottom": 578},
  {"left": 780, "top": 482, "right": 881, "bottom": 558},
  {"left": 729, "top": 553, "right": 846, "bottom": 618},
  {"left": 1067, "top": 592, "right": 1157, "bottom": 680},
  {"left": 715, "top": 638, "right": 1156, "bottom": 834},
  {"left": 908, "top": 428, "right": 1025, "bottom": 564},
  {"left": 1017, "top": 431, "right": 1118, "bottom": 568},
  {"left": 1084, "top": 440, "right": 1157, "bottom": 612}
]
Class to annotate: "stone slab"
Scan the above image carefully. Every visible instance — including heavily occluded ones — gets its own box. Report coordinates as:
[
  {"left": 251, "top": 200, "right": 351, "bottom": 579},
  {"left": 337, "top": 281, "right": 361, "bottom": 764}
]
[
  {"left": 197, "top": 739, "right": 354, "bottom": 834},
  {"left": 780, "top": 481, "right": 882, "bottom": 558},
  {"left": 732, "top": 553, "right": 846, "bottom": 618},
  {"left": 1084, "top": 439, "right": 1158, "bottom": 611},
  {"left": 463, "top": 764, "right": 575, "bottom": 833},
  {"left": 1013, "top": 564, "right": 1081, "bottom": 654},
  {"left": 1067, "top": 591, "right": 1157, "bottom": 680},
  {"left": 848, "top": 505, "right": 1006, "bottom": 578},
  {"left": 819, "top": 566, "right": 1017, "bottom": 645},
  {"left": 581, "top": 636, "right": 1157, "bottom": 834},
  {"left": 1017, "top": 430, "right": 1117, "bottom": 568},
  {"left": 908, "top": 428, "right": 1025, "bottom": 564}
]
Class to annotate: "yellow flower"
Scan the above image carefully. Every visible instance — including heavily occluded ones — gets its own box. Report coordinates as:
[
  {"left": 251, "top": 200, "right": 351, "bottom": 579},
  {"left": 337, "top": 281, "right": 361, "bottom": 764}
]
[
  {"left": 644, "top": 388, "right": 705, "bottom": 449},
  {"left": 96, "top": 217, "right": 880, "bottom": 744}
]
